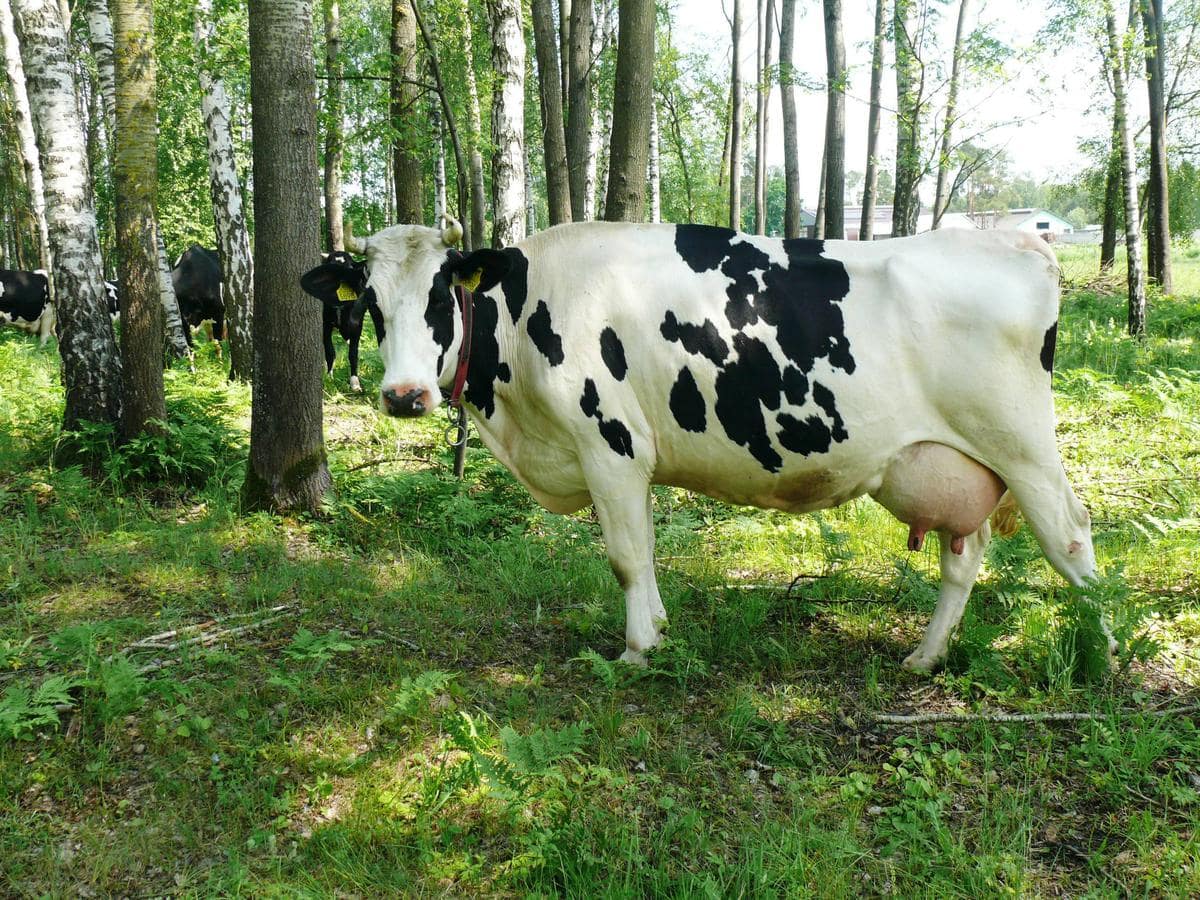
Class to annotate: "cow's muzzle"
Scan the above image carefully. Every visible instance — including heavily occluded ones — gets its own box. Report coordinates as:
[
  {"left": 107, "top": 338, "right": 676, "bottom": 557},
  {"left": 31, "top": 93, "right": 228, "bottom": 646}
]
[{"left": 380, "top": 385, "right": 432, "bottom": 417}]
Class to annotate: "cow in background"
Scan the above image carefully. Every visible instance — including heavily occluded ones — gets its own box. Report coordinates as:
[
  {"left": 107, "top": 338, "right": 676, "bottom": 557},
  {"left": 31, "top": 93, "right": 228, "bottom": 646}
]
[
  {"left": 171, "top": 245, "right": 224, "bottom": 352},
  {"left": 300, "top": 250, "right": 386, "bottom": 392},
  {"left": 0, "top": 269, "right": 55, "bottom": 345}
]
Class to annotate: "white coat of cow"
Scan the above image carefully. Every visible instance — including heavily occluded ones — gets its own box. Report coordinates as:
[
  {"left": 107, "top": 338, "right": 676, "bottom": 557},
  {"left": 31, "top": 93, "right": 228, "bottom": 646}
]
[{"left": 304, "top": 220, "right": 1100, "bottom": 672}]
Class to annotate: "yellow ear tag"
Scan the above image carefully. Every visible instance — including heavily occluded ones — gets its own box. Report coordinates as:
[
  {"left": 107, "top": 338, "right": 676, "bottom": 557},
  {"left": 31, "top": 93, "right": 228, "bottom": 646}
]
[
  {"left": 336, "top": 283, "right": 357, "bottom": 301},
  {"left": 460, "top": 269, "right": 482, "bottom": 292}
]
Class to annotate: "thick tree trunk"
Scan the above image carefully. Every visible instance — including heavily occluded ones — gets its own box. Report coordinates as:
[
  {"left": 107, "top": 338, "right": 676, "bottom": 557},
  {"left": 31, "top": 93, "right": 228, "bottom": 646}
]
[
  {"left": 932, "top": 0, "right": 969, "bottom": 228},
  {"left": 487, "top": 0, "right": 525, "bottom": 246},
  {"left": 1141, "top": 0, "right": 1171, "bottom": 293},
  {"left": 648, "top": 101, "right": 660, "bottom": 223},
  {"left": 157, "top": 230, "right": 192, "bottom": 361},
  {"left": 12, "top": 0, "right": 122, "bottom": 429},
  {"left": 195, "top": 0, "right": 254, "bottom": 381},
  {"left": 113, "top": 0, "right": 165, "bottom": 437},
  {"left": 780, "top": 0, "right": 801, "bottom": 238},
  {"left": 323, "top": 0, "right": 344, "bottom": 251},
  {"left": 754, "top": 0, "right": 774, "bottom": 234},
  {"left": 391, "top": 0, "right": 423, "bottom": 224},
  {"left": 531, "top": 0, "right": 571, "bottom": 224},
  {"left": 604, "top": 0, "right": 654, "bottom": 222},
  {"left": 729, "top": 0, "right": 744, "bottom": 230},
  {"left": 861, "top": 0, "right": 886, "bottom": 241},
  {"left": 892, "top": 0, "right": 921, "bottom": 237},
  {"left": 1100, "top": 124, "right": 1120, "bottom": 271},
  {"left": 244, "top": 0, "right": 330, "bottom": 512},
  {"left": 822, "top": 0, "right": 845, "bottom": 240},
  {"left": 460, "top": 0, "right": 486, "bottom": 248},
  {"left": 565, "top": 0, "right": 592, "bottom": 221},
  {"left": 1104, "top": 1, "right": 1146, "bottom": 335}
]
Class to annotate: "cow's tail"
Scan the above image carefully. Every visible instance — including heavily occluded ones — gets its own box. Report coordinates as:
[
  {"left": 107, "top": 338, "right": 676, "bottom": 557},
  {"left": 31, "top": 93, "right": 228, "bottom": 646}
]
[{"left": 990, "top": 491, "right": 1022, "bottom": 539}]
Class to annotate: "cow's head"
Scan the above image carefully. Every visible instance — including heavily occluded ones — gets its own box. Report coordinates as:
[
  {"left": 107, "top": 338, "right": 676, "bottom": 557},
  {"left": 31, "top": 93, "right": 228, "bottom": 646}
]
[{"left": 303, "top": 220, "right": 509, "bottom": 418}]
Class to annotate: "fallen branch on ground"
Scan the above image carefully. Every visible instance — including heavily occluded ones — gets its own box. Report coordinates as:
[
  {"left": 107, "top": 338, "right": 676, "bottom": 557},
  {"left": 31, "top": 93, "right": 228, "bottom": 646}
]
[{"left": 875, "top": 703, "right": 1200, "bottom": 726}]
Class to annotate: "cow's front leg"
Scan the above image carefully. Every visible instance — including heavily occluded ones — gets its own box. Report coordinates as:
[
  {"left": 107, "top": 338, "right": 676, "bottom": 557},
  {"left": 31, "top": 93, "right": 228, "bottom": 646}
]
[
  {"left": 590, "top": 483, "right": 666, "bottom": 665},
  {"left": 346, "top": 333, "right": 362, "bottom": 392}
]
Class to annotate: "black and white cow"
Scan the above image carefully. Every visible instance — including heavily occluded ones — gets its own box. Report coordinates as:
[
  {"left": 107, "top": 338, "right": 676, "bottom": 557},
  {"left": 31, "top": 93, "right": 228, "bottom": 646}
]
[
  {"left": 303, "top": 220, "right": 1103, "bottom": 672},
  {"left": 0, "top": 268, "right": 54, "bottom": 344},
  {"left": 171, "top": 245, "right": 224, "bottom": 349},
  {"left": 299, "top": 250, "right": 386, "bottom": 392}
]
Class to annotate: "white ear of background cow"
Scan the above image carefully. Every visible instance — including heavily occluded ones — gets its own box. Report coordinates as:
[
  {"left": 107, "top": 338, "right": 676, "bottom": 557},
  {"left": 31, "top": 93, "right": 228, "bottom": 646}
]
[
  {"left": 343, "top": 220, "right": 369, "bottom": 255},
  {"left": 440, "top": 215, "right": 463, "bottom": 247}
]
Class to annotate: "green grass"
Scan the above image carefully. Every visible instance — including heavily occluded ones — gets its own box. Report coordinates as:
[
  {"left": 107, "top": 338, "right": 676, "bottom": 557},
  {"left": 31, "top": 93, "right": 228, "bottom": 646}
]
[{"left": 1, "top": 251, "right": 1198, "bottom": 897}]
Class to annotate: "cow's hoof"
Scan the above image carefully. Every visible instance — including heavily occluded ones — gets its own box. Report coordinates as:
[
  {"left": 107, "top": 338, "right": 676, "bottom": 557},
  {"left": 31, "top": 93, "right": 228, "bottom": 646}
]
[
  {"left": 900, "top": 650, "right": 943, "bottom": 674},
  {"left": 350, "top": 377, "right": 362, "bottom": 393},
  {"left": 619, "top": 648, "right": 649, "bottom": 667}
]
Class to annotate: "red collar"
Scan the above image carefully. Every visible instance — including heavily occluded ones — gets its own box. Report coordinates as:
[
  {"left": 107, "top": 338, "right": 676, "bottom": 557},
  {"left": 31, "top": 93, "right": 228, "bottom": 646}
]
[{"left": 447, "top": 284, "right": 474, "bottom": 408}]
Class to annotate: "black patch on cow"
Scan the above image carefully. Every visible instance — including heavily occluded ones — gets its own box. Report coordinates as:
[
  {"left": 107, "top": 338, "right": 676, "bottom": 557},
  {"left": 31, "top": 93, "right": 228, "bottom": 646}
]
[
  {"left": 425, "top": 275, "right": 454, "bottom": 375},
  {"left": 660, "top": 310, "right": 729, "bottom": 366},
  {"left": 669, "top": 367, "right": 706, "bottom": 433},
  {"left": 500, "top": 248, "right": 529, "bottom": 324},
  {"left": 527, "top": 300, "right": 565, "bottom": 366},
  {"left": 0, "top": 269, "right": 49, "bottom": 323},
  {"left": 668, "top": 223, "right": 855, "bottom": 472},
  {"left": 1040, "top": 321, "right": 1057, "bottom": 373},
  {"left": 579, "top": 377, "right": 635, "bottom": 459},
  {"left": 463, "top": 292, "right": 509, "bottom": 418},
  {"left": 714, "top": 334, "right": 784, "bottom": 472},
  {"left": 600, "top": 327, "right": 627, "bottom": 381}
]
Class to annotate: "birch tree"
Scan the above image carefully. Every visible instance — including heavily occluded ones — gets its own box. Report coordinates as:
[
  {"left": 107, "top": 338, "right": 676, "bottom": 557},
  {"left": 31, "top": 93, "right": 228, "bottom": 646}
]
[
  {"left": 0, "top": 0, "right": 51, "bottom": 282},
  {"left": 531, "top": 0, "right": 571, "bottom": 224},
  {"left": 861, "top": 0, "right": 886, "bottom": 240},
  {"left": 83, "top": 0, "right": 116, "bottom": 132},
  {"left": 488, "top": 0, "right": 525, "bottom": 246},
  {"left": 391, "top": 0, "right": 422, "bottom": 224},
  {"left": 1103, "top": 0, "right": 1145, "bottom": 335},
  {"left": 244, "top": 0, "right": 329, "bottom": 512},
  {"left": 779, "top": 0, "right": 801, "bottom": 237},
  {"left": 113, "top": 0, "right": 165, "bottom": 437},
  {"left": 323, "top": 0, "right": 344, "bottom": 251},
  {"left": 648, "top": 101, "right": 661, "bottom": 223},
  {"left": 754, "top": 0, "right": 774, "bottom": 234},
  {"left": 604, "top": 0, "right": 655, "bottom": 222},
  {"left": 157, "top": 231, "right": 192, "bottom": 362},
  {"left": 1141, "top": 0, "right": 1170, "bottom": 292},
  {"left": 730, "top": 0, "right": 744, "bottom": 230},
  {"left": 932, "top": 0, "right": 970, "bottom": 228},
  {"left": 12, "top": 0, "right": 122, "bottom": 431},
  {"left": 822, "top": 0, "right": 846, "bottom": 239},
  {"left": 460, "top": 0, "right": 486, "bottom": 248},
  {"left": 195, "top": 0, "right": 254, "bottom": 381}
]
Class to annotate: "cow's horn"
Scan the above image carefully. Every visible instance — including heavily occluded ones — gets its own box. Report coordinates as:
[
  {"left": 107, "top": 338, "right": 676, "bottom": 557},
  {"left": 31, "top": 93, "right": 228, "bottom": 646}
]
[
  {"left": 344, "top": 220, "right": 369, "bottom": 254},
  {"left": 440, "top": 215, "right": 463, "bottom": 247}
]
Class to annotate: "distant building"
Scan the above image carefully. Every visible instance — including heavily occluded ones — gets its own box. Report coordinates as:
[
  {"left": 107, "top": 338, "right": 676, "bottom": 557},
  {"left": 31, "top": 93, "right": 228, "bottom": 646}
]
[
  {"left": 821, "top": 205, "right": 978, "bottom": 241},
  {"left": 969, "top": 208, "right": 1075, "bottom": 238}
]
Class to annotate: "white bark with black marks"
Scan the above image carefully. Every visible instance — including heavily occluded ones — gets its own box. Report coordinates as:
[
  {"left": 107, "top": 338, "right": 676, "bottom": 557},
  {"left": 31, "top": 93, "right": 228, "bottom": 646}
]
[
  {"left": 323, "top": 0, "right": 344, "bottom": 251},
  {"left": 157, "top": 230, "right": 192, "bottom": 361},
  {"left": 460, "top": 0, "right": 487, "bottom": 249},
  {"left": 648, "top": 101, "right": 660, "bottom": 223},
  {"left": 487, "top": 0, "right": 525, "bottom": 247},
  {"left": 195, "top": 0, "right": 254, "bottom": 381},
  {"left": 83, "top": 0, "right": 116, "bottom": 133}
]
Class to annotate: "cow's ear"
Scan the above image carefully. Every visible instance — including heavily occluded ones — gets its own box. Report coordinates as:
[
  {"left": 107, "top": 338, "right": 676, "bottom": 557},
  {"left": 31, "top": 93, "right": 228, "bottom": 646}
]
[
  {"left": 301, "top": 262, "right": 357, "bottom": 307},
  {"left": 445, "top": 249, "right": 511, "bottom": 293}
]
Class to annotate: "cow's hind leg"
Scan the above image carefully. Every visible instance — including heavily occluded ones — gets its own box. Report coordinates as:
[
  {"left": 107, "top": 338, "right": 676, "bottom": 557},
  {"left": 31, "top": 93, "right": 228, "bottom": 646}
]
[
  {"left": 589, "top": 480, "right": 666, "bottom": 665},
  {"left": 902, "top": 521, "right": 991, "bottom": 673}
]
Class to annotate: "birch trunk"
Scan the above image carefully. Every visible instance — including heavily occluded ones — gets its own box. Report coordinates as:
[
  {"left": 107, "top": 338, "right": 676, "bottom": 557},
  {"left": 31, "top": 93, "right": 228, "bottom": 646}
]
[
  {"left": 932, "top": 0, "right": 970, "bottom": 228},
  {"left": 822, "top": 0, "right": 845, "bottom": 239},
  {"left": 1104, "top": 1, "right": 1146, "bottom": 335},
  {"left": 487, "top": 0, "right": 526, "bottom": 246},
  {"left": 323, "top": 0, "right": 344, "bottom": 251},
  {"left": 83, "top": 0, "right": 116, "bottom": 133},
  {"left": 244, "top": 0, "right": 330, "bottom": 512},
  {"left": 433, "top": 93, "right": 447, "bottom": 227},
  {"left": 531, "top": 0, "right": 571, "bottom": 224},
  {"left": 113, "top": 0, "right": 164, "bottom": 437},
  {"left": 461, "top": 0, "right": 486, "bottom": 248},
  {"left": 196, "top": 0, "right": 254, "bottom": 381},
  {"left": 1141, "top": 0, "right": 1170, "bottom": 292},
  {"left": 157, "top": 230, "right": 192, "bottom": 361},
  {"left": 391, "top": 0, "right": 423, "bottom": 224},
  {"left": 729, "top": 0, "right": 744, "bottom": 230},
  {"left": 648, "top": 101, "right": 660, "bottom": 223},
  {"left": 780, "top": 0, "right": 801, "bottom": 237},
  {"left": 753, "top": 0, "right": 773, "bottom": 234},
  {"left": 525, "top": 155, "right": 536, "bottom": 234},
  {"left": 12, "top": 0, "right": 122, "bottom": 430},
  {"left": 0, "top": 0, "right": 52, "bottom": 287},
  {"left": 1100, "top": 125, "right": 1119, "bottom": 271},
  {"left": 604, "top": 0, "right": 655, "bottom": 222},
  {"left": 565, "top": 0, "right": 592, "bottom": 221}
]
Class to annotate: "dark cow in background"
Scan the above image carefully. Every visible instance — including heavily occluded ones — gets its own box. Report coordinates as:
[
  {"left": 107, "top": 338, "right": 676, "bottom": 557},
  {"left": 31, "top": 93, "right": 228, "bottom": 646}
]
[
  {"left": 171, "top": 245, "right": 224, "bottom": 351},
  {"left": 304, "top": 219, "right": 1109, "bottom": 674},
  {"left": 0, "top": 269, "right": 54, "bottom": 344},
  {"left": 300, "top": 250, "right": 386, "bottom": 392}
]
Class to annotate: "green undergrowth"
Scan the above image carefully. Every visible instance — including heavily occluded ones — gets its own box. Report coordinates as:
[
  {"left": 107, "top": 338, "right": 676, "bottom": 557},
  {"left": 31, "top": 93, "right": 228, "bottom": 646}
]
[{"left": 0, "top": 253, "right": 1198, "bottom": 896}]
